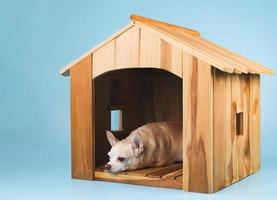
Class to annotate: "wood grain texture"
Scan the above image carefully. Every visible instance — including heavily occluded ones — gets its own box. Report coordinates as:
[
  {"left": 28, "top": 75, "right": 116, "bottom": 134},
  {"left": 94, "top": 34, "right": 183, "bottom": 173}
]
[
  {"left": 237, "top": 75, "right": 251, "bottom": 179},
  {"left": 70, "top": 55, "right": 94, "bottom": 180},
  {"left": 249, "top": 75, "right": 260, "bottom": 173},
  {"left": 213, "top": 70, "right": 235, "bottom": 189},
  {"left": 213, "top": 70, "right": 259, "bottom": 190},
  {"left": 139, "top": 29, "right": 161, "bottom": 67},
  {"left": 147, "top": 164, "right": 182, "bottom": 178},
  {"left": 92, "top": 26, "right": 183, "bottom": 79},
  {"left": 213, "top": 69, "right": 227, "bottom": 191},
  {"left": 160, "top": 40, "right": 183, "bottom": 78},
  {"left": 115, "top": 26, "right": 140, "bottom": 68},
  {"left": 183, "top": 53, "right": 213, "bottom": 193},
  {"left": 225, "top": 74, "right": 235, "bottom": 185},
  {"left": 229, "top": 75, "right": 241, "bottom": 184},
  {"left": 93, "top": 40, "right": 115, "bottom": 78},
  {"left": 213, "top": 71, "right": 248, "bottom": 190}
]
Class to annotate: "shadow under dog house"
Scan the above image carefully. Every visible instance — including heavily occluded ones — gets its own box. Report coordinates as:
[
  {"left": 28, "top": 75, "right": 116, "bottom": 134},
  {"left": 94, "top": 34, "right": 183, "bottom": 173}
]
[{"left": 60, "top": 15, "right": 273, "bottom": 193}]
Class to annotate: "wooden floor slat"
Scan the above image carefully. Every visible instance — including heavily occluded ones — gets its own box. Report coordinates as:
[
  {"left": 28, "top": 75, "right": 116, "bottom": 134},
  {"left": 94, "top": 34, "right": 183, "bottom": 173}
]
[
  {"left": 95, "top": 164, "right": 183, "bottom": 189},
  {"left": 147, "top": 164, "right": 182, "bottom": 178},
  {"left": 125, "top": 166, "right": 166, "bottom": 177},
  {"left": 175, "top": 175, "right": 183, "bottom": 181},
  {"left": 162, "top": 169, "right": 183, "bottom": 179}
]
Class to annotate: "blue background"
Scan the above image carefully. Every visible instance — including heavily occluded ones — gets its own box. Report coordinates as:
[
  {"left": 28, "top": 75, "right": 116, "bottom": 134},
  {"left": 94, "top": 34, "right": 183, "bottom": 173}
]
[{"left": 0, "top": 0, "right": 276, "bottom": 199}]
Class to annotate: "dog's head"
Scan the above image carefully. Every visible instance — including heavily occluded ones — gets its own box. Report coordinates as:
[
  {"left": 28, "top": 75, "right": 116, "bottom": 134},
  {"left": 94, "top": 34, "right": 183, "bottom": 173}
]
[{"left": 105, "top": 130, "right": 144, "bottom": 173}]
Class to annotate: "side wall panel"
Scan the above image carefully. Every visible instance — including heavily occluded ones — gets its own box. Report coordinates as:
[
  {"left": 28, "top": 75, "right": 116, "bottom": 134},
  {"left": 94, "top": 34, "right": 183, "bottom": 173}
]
[
  {"left": 70, "top": 55, "right": 94, "bottom": 180},
  {"left": 213, "top": 70, "right": 260, "bottom": 191}
]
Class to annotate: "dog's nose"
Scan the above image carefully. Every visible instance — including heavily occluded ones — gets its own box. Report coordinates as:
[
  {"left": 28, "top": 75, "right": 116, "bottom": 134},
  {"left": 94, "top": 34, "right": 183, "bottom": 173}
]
[{"left": 105, "top": 164, "right": 111, "bottom": 170}]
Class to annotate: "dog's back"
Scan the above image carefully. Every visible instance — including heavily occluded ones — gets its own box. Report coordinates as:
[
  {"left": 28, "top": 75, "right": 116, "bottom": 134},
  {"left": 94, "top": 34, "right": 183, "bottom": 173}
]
[{"left": 128, "top": 121, "right": 182, "bottom": 168}]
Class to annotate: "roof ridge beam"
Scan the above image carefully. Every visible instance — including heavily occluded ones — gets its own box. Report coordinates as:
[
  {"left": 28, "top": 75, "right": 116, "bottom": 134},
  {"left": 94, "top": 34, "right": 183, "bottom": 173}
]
[{"left": 130, "top": 14, "right": 201, "bottom": 37}]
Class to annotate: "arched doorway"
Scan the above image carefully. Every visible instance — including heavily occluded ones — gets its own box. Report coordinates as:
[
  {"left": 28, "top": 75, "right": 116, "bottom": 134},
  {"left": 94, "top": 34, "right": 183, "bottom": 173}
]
[{"left": 94, "top": 68, "right": 182, "bottom": 167}]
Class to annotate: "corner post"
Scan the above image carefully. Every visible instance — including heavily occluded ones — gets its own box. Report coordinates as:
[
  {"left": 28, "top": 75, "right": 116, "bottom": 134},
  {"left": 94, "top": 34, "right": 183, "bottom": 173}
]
[{"left": 182, "top": 52, "right": 214, "bottom": 193}]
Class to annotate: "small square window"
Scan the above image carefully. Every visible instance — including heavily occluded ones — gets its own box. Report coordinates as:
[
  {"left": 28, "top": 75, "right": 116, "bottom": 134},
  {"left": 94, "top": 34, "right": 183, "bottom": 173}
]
[
  {"left": 236, "top": 112, "right": 243, "bottom": 136},
  {"left": 110, "top": 110, "right": 123, "bottom": 131}
]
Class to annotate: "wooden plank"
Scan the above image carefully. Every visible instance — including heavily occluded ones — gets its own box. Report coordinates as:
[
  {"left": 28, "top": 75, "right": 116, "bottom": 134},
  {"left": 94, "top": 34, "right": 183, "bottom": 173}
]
[
  {"left": 95, "top": 171, "right": 159, "bottom": 181},
  {"left": 147, "top": 164, "right": 182, "bottom": 178},
  {"left": 115, "top": 26, "right": 140, "bottom": 68},
  {"left": 225, "top": 74, "right": 236, "bottom": 186},
  {"left": 229, "top": 75, "right": 241, "bottom": 183},
  {"left": 93, "top": 40, "right": 115, "bottom": 78},
  {"left": 236, "top": 77, "right": 245, "bottom": 179},
  {"left": 160, "top": 40, "right": 183, "bottom": 78},
  {"left": 70, "top": 55, "right": 94, "bottom": 180},
  {"left": 237, "top": 75, "right": 251, "bottom": 179},
  {"left": 130, "top": 14, "right": 200, "bottom": 36},
  {"left": 243, "top": 75, "right": 251, "bottom": 176},
  {"left": 139, "top": 29, "right": 161, "bottom": 67},
  {"left": 183, "top": 52, "right": 213, "bottom": 193},
  {"left": 60, "top": 23, "right": 134, "bottom": 76},
  {"left": 126, "top": 166, "right": 165, "bottom": 177},
  {"left": 213, "top": 69, "right": 226, "bottom": 191},
  {"left": 162, "top": 169, "right": 183, "bottom": 179},
  {"left": 182, "top": 53, "right": 191, "bottom": 191},
  {"left": 176, "top": 175, "right": 183, "bottom": 182},
  {"left": 249, "top": 75, "right": 260, "bottom": 173}
]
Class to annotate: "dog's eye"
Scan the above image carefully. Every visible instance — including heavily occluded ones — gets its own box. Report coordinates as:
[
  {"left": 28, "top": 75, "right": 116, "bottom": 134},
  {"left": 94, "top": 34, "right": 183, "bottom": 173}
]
[{"left": 118, "top": 157, "right": 125, "bottom": 162}]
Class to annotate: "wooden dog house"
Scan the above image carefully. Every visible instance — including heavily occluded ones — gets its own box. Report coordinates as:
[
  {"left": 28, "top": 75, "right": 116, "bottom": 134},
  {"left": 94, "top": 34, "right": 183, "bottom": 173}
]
[{"left": 60, "top": 15, "right": 273, "bottom": 193}]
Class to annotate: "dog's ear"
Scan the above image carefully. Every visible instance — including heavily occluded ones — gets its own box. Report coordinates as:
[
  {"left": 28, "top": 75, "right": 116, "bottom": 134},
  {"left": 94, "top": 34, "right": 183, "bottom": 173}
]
[
  {"left": 106, "top": 130, "right": 119, "bottom": 146},
  {"left": 131, "top": 132, "right": 144, "bottom": 155}
]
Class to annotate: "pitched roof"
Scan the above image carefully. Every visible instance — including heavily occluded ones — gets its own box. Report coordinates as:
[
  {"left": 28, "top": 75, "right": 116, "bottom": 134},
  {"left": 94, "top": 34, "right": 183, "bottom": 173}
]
[{"left": 60, "top": 15, "right": 273, "bottom": 76}]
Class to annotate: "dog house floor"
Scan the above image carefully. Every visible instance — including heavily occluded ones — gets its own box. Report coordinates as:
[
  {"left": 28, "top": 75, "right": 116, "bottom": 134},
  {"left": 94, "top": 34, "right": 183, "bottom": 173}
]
[{"left": 95, "top": 163, "right": 183, "bottom": 189}]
